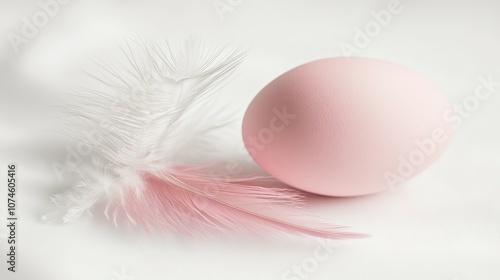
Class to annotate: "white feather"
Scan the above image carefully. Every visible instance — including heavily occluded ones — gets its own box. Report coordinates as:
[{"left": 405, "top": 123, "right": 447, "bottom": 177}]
[{"left": 46, "top": 36, "right": 364, "bottom": 239}]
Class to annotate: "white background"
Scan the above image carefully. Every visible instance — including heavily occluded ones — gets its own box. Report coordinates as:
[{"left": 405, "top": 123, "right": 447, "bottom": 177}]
[{"left": 1, "top": 0, "right": 500, "bottom": 279}]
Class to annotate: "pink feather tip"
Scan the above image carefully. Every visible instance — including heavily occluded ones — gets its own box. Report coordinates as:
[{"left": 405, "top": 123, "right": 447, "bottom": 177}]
[{"left": 104, "top": 164, "right": 367, "bottom": 239}]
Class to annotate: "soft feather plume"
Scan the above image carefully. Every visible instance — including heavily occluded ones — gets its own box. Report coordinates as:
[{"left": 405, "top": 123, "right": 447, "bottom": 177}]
[{"left": 47, "top": 36, "right": 365, "bottom": 239}]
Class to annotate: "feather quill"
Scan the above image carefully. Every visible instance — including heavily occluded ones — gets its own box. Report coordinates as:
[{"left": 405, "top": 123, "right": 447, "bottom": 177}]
[{"left": 47, "top": 36, "right": 365, "bottom": 239}]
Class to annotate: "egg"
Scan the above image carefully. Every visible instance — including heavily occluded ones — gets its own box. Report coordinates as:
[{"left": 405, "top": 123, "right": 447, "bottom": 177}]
[{"left": 242, "top": 57, "right": 453, "bottom": 196}]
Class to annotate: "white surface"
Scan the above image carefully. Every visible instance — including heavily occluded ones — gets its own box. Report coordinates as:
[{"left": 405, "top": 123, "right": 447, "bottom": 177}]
[{"left": 1, "top": 0, "right": 500, "bottom": 279}]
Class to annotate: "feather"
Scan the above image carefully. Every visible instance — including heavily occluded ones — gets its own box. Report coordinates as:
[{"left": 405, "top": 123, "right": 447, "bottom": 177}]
[{"left": 47, "top": 36, "right": 365, "bottom": 239}]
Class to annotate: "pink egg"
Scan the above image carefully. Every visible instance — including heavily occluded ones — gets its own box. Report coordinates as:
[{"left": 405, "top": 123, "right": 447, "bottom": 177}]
[{"left": 242, "top": 57, "right": 453, "bottom": 196}]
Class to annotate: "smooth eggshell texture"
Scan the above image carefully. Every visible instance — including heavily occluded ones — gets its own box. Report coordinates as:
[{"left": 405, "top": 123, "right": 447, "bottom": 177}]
[{"left": 242, "top": 57, "right": 453, "bottom": 196}]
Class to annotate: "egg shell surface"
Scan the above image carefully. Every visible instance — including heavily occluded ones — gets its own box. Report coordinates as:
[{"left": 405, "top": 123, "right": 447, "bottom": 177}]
[{"left": 242, "top": 57, "right": 453, "bottom": 196}]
